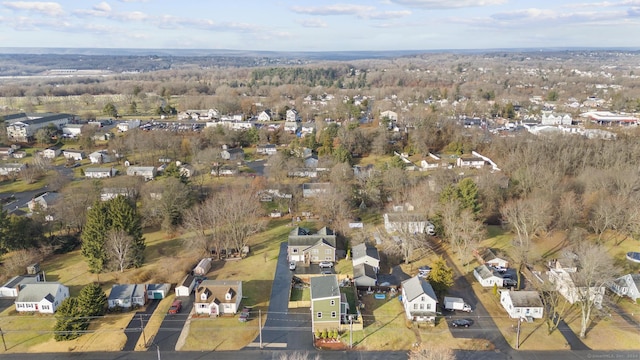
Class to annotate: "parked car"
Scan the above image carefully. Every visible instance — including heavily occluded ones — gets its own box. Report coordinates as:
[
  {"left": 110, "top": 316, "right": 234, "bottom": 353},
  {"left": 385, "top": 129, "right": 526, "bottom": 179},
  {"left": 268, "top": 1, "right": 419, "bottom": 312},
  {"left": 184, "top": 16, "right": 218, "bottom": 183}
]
[
  {"left": 418, "top": 266, "right": 432, "bottom": 278},
  {"left": 318, "top": 261, "right": 334, "bottom": 268},
  {"left": 492, "top": 265, "right": 507, "bottom": 273},
  {"left": 503, "top": 279, "right": 518, "bottom": 287},
  {"left": 168, "top": 299, "right": 182, "bottom": 314},
  {"left": 289, "top": 261, "right": 296, "bottom": 270},
  {"left": 321, "top": 270, "right": 332, "bottom": 275},
  {"left": 239, "top": 307, "right": 250, "bottom": 322},
  {"left": 451, "top": 319, "right": 473, "bottom": 328}
]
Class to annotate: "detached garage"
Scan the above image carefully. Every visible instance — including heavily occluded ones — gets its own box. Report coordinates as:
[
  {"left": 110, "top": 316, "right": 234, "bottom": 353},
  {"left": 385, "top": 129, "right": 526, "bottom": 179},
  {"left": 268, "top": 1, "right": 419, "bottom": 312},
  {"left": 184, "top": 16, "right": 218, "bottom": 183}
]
[
  {"left": 175, "top": 275, "right": 196, "bottom": 297},
  {"left": 194, "top": 258, "right": 212, "bottom": 276},
  {"left": 147, "top": 283, "right": 171, "bottom": 300}
]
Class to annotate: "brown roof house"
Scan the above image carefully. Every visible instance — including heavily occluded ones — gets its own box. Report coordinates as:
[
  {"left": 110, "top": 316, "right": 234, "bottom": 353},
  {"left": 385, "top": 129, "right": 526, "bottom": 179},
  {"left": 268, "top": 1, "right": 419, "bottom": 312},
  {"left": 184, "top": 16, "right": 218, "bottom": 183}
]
[{"left": 194, "top": 280, "right": 243, "bottom": 316}]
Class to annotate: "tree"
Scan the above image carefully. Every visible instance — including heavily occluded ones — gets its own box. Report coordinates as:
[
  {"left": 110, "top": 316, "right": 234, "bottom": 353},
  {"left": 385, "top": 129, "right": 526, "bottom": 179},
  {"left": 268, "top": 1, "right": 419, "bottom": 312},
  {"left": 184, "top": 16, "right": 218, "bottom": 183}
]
[
  {"left": 108, "top": 196, "right": 145, "bottom": 268},
  {"left": 569, "top": 241, "right": 618, "bottom": 338},
  {"left": 81, "top": 201, "right": 109, "bottom": 273},
  {"left": 106, "top": 229, "right": 134, "bottom": 272},
  {"left": 103, "top": 102, "right": 118, "bottom": 118},
  {"left": 54, "top": 297, "right": 88, "bottom": 341},
  {"left": 77, "top": 283, "right": 107, "bottom": 317},
  {"left": 409, "top": 344, "right": 455, "bottom": 360},
  {"left": 428, "top": 256, "right": 454, "bottom": 298},
  {"left": 141, "top": 177, "right": 193, "bottom": 232}
]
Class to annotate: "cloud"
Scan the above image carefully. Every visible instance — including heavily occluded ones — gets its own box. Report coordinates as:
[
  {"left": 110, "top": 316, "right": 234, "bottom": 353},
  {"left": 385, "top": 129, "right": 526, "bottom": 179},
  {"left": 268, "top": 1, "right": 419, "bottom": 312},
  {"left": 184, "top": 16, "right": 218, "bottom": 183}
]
[
  {"left": 388, "top": 0, "right": 506, "bottom": 9},
  {"left": 296, "top": 18, "right": 328, "bottom": 28},
  {"left": 119, "top": 0, "right": 149, "bottom": 2},
  {"left": 93, "top": 2, "right": 111, "bottom": 13},
  {"left": 566, "top": 0, "right": 640, "bottom": 8},
  {"left": 2, "top": 1, "right": 64, "bottom": 16},
  {"left": 368, "top": 10, "right": 412, "bottom": 19},
  {"left": 290, "top": 4, "right": 375, "bottom": 16}
]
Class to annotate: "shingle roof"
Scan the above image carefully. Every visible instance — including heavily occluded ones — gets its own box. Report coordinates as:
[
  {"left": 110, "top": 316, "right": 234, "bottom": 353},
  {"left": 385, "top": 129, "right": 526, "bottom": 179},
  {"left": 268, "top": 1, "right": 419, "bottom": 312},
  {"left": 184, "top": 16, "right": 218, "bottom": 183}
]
[
  {"left": 352, "top": 243, "right": 379, "bottom": 262},
  {"left": 506, "top": 290, "right": 543, "bottom": 307},
  {"left": 16, "top": 282, "right": 65, "bottom": 303},
  {"left": 401, "top": 276, "right": 437, "bottom": 302},
  {"left": 2, "top": 275, "right": 40, "bottom": 289},
  {"left": 474, "top": 264, "right": 502, "bottom": 280},
  {"left": 195, "top": 280, "right": 241, "bottom": 304},
  {"left": 353, "top": 263, "right": 377, "bottom": 280},
  {"left": 108, "top": 284, "right": 136, "bottom": 300},
  {"left": 310, "top": 275, "right": 340, "bottom": 299}
]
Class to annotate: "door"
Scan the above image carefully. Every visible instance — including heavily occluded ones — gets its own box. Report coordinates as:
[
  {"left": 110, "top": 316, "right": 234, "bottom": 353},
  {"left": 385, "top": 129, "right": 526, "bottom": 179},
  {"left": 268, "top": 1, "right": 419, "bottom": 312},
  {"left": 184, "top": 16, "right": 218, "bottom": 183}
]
[{"left": 153, "top": 291, "right": 163, "bottom": 300}]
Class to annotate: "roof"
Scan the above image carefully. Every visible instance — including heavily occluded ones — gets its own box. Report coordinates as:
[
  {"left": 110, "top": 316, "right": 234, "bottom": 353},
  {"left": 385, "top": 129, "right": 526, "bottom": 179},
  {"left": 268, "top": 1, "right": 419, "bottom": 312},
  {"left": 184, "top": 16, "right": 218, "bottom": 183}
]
[
  {"left": 353, "top": 263, "right": 377, "bottom": 280},
  {"left": 505, "top": 290, "right": 543, "bottom": 308},
  {"left": 1, "top": 275, "right": 40, "bottom": 289},
  {"left": 310, "top": 275, "right": 340, "bottom": 300},
  {"left": 147, "top": 283, "right": 170, "bottom": 292},
  {"left": 401, "top": 276, "right": 437, "bottom": 302},
  {"left": 16, "top": 282, "right": 65, "bottom": 303},
  {"left": 474, "top": 264, "right": 502, "bottom": 280},
  {"left": 108, "top": 284, "right": 136, "bottom": 300},
  {"left": 195, "top": 280, "right": 241, "bottom": 303},
  {"left": 85, "top": 167, "right": 113, "bottom": 173},
  {"left": 352, "top": 243, "right": 379, "bottom": 262},
  {"left": 63, "top": 149, "right": 85, "bottom": 154},
  {"left": 223, "top": 148, "right": 244, "bottom": 154},
  {"left": 288, "top": 227, "right": 337, "bottom": 248},
  {"left": 179, "top": 274, "right": 195, "bottom": 288}
]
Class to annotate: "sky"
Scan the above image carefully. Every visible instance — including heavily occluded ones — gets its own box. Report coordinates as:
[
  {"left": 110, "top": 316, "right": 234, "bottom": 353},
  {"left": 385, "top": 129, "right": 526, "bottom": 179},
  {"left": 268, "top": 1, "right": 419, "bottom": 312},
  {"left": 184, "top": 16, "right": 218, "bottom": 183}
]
[{"left": 0, "top": 0, "right": 639, "bottom": 51}]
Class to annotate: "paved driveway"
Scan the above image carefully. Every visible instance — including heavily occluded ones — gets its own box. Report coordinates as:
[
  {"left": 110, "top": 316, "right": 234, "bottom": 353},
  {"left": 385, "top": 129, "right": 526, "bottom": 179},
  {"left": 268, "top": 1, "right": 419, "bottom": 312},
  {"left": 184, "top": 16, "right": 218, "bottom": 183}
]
[
  {"left": 152, "top": 295, "right": 194, "bottom": 351},
  {"left": 246, "top": 242, "right": 314, "bottom": 351},
  {"left": 121, "top": 300, "right": 160, "bottom": 351}
]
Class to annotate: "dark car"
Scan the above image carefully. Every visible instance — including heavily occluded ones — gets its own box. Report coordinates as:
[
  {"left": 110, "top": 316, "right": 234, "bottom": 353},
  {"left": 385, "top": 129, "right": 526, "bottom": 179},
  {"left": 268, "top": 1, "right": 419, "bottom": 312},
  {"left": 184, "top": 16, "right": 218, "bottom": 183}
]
[
  {"left": 503, "top": 279, "right": 518, "bottom": 287},
  {"left": 451, "top": 319, "right": 473, "bottom": 328}
]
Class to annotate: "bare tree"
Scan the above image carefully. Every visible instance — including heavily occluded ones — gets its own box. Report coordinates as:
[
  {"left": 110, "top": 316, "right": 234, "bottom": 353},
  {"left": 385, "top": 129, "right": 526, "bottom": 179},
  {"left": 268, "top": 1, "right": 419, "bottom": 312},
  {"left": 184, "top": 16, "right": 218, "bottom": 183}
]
[
  {"left": 569, "top": 241, "right": 618, "bottom": 338},
  {"left": 440, "top": 201, "right": 485, "bottom": 266},
  {"left": 106, "top": 229, "right": 133, "bottom": 272},
  {"left": 587, "top": 193, "right": 626, "bottom": 243}
]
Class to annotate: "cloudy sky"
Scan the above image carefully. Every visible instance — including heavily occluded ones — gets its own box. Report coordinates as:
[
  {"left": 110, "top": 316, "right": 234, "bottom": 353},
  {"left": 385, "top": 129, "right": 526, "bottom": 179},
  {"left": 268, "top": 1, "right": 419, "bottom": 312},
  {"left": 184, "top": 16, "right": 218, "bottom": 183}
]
[{"left": 0, "top": 0, "right": 639, "bottom": 51}]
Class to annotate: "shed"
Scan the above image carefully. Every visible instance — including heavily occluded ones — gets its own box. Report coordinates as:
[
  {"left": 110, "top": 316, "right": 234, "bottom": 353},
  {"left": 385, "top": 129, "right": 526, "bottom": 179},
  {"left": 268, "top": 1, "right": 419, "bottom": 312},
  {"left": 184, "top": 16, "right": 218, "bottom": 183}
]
[
  {"left": 194, "top": 258, "right": 212, "bottom": 276},
  {"left": 175, "top": 274, "right": 196, "bottom": 297}
]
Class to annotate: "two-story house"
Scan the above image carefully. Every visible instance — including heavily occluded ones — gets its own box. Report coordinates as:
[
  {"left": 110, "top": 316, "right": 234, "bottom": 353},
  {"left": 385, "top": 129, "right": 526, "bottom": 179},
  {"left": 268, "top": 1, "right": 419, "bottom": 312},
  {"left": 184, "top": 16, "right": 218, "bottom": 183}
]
[
  {"left": 401, "top": 276, "right": 438, "bottom": 322},
  {"left": 194, "top": 280, "right": 243, "bottom": 316},
  {"left": 610, "top": 274, "right": 640, "bottom": 302},
  {"left": 288, "top": 227, "right": 337, "bottom": 265},
  {"left": 310, "top": 275, "right": 342, "bottom": 333}
]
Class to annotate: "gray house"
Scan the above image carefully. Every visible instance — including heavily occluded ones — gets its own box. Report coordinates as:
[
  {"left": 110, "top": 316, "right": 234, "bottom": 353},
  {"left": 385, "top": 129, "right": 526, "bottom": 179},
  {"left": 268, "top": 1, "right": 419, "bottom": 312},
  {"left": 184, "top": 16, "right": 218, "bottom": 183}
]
[
  {"left": 107, "top": 284, "right": 147, "bottom": 309},
  {"left": 288, "top": 227, "right": 337, "bottom": 265},
  {"left": 220, "top": 148, "right": 245, "bottom": 161},
  {"left": 352, "top": 243, "right": 380, "bottom": 271},
  {"left": 126, "top": 166, "right": 157, "bottom": 181},
  {"left": 353, "top": 263, "right": 377, "bottom": 287}
]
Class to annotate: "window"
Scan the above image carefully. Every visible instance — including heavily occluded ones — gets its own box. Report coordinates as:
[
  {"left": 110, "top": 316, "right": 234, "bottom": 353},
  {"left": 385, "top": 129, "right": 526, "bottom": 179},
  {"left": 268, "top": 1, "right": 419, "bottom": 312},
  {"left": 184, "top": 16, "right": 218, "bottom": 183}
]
[
  {"left": 330, "top": 300, "right": 335, "bottom": 306},
  {"left": 325, "top": 249, "right": 332, "bottom": 254},
  {"left": 419, "top": 303, "right": 424, "bottom": 310},
  {"left": 317, "top": 312, "right": 322, "bottom": 318},
  {"left": 331, "top": 311, "right": 337, "bottom": 318},
  {"left": 421, "top": 296, "right": 425, "bottom": 301},
  {"left": 413, "top": 304, "right": 418, "bottom": 310},
  {"left": 292, "top": 248, "right": 298, "bottom": 253},
  {"left": 312, "top": 249, "right": 319, "bottom": 254},
  {"left": 427, "top": 304, "right": 431, "bottom": 310}
]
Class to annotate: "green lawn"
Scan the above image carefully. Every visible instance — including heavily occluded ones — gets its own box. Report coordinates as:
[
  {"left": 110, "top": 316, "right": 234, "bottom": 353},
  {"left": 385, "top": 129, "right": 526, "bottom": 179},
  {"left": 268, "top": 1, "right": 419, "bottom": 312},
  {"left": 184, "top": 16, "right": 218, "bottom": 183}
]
[{"left": 290, "top": 287, "right": 310, "bottom": 302}]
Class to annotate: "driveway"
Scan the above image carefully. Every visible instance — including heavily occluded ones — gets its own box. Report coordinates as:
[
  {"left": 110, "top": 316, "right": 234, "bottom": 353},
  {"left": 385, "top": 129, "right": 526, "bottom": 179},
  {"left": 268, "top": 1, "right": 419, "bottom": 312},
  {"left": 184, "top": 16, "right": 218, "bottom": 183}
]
[
  {"left": 246, "top": 242, "right": 314, "bottom": 351},
  {"left": 152, "top": 295, "right": 194, "bottom": 351},
  {"left": 121, "top": 300, "right": 160, "bottom": 351}
]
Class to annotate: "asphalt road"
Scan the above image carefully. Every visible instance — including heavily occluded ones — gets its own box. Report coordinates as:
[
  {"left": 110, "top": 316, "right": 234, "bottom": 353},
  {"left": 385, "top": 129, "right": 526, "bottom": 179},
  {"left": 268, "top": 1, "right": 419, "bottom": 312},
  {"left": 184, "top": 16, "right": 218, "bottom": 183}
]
[
  {"left": 152, "top": 295, "right": 194, "bottom": 351},
  {"left": 122, "top": 300, "right": 160, "bottom": 351}
]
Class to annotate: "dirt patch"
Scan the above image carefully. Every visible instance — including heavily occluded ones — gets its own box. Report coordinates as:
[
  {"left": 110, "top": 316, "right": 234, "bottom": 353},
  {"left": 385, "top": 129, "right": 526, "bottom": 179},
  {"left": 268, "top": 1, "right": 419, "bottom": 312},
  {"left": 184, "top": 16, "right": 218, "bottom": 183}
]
[{"left": 315, "top": 338, "right": 348, "bottom": 350}]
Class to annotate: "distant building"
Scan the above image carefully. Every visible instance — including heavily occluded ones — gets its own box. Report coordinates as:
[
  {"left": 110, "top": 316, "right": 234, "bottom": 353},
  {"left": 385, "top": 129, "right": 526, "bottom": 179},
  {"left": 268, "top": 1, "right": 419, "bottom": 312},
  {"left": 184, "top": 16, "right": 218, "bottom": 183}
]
[{"left": 5, "top": 113, "right": 74, "bottom": 142}]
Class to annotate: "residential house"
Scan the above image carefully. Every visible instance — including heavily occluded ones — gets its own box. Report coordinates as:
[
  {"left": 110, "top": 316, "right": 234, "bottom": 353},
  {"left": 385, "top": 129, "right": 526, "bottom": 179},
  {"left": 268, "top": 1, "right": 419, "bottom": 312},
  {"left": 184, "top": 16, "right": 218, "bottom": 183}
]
[
  {"left": 474, "top": 248, "right": 509, "bottom": 268},
  {"left": 353, "top": 263, "right": 377, "bottom": 287},
  {"left": 383, "top": 213, "right": 435, "bottom": 235},
  {"left": 456, "top": 155, "right": 486, "bottom": 169},
  {"left": 220, "top": 147, "right": 245, "bottom": 161},
  {"left": 146, "top": 284, "right": 171, "bottom": 300},
  {"left": 107, "top": 284, "right": 147, "bottom": 310},
  {"left": 547, "top": 259, "right": 605, "bottom": 308},
  {"left": 310, "top": 275, "right": 341, "bottom": 332},
  {"left": 541, "top": 112, "right": 572, "bottom": 126},
  {"left": 88, "top": 150, "right": 113, "bottom": 164},
  {"left": 420, "top": 154, "right": 442, "bottom": 171},
  {"left": 380, "top": 110, "right": 398, "bottom": 122},
  {"left": 15, "top": 282, "right": 69, "bottom": 314},
  {"left": 6, "top": 113, "right": 73, "bottom": 142},
  {"left": 62, "top": 149, "right": 85, "bottom": 161},
  {"left": 283, "top": 121, "right": 301, "bottom": 134},
  {"left": 0, "top": 275, "right": 42, "bottom": 297},
  {"left": 179, "top": 164, "right": 196, "bottom": 178},
  {"left": 287, "top": 227, "right": 337, "bottom": 264},
  {"left": 62, "top": 124, "right": 84, "bottom": 137},
  {"left": 211, "top": 165, "right": 238, "bottom": 176},
  {"left": 302, "top": 183, "right": 331, "bottom": 198},
  {"left": 100, "top": 187, "right": 137, "bottom": 201},
  {"left": 0, "top": 147, "right": 14, "bottom": 158},
  {"left": 117, "top": 120, "right": 141, "bottom": 132},
  {"left": 194, "top": 280, "right": 243, "bottom": 316},
  {"left": 257, "top": 110, "right": 273, "bottom": 121},
  {"left": 300, "top": 122, "right": 316, "bottom": 137},
  {"left": 499, "top": 290, "right": 544, "bottom": 320},
  {"left": 12, "top": 151, "right": 26, "bottom": 159},
  {"left": 175, "top": 274, "right": 196, "bottom": 297},
  {"left": 610, "top": 274, "right": 640, "bottom": 302},
  {"left": 351, "top": 243, "right": 380, "bottom": 271},
  {"left": 0, "top": 163, "right": 25, "bottom": 176},
  {"left": 85, "top": 167, "right": 117, "bottom": 179},
  {"left": 27, "top": 192, "right": 60, "bottom": 212},
  {"left": 400, "top": 276, "right": 438, "bottom": 322},
  {"left": 126, "top": 166, "right": 156, "bottom": 181},
  {"left": 286, "top": 109, "right": 300, "bottom": 122},
  {"left": 256, "top": 144, "right": 277, "bottom": 155},
  {"left": 42, "top": 147, "right": 61, "bottom": 159},
  {"left": 473, "top": 264, "right": 504, "bottom": 287}
]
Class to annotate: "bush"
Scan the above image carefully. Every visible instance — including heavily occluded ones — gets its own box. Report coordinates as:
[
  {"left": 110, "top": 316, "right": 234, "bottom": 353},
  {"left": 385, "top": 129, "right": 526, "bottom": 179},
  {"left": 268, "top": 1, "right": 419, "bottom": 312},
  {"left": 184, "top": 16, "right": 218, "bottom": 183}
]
[{"left": 320, "top": 329, "right": 327, "bottom": 339}]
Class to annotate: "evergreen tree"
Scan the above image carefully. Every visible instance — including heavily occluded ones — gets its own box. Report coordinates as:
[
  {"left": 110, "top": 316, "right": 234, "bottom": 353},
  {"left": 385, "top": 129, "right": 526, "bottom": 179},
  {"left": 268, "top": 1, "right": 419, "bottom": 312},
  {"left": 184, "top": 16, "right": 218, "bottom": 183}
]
[
  {"left": 457, "top": 178, "right": 481, "bottom": 215},
  {"left": 428, "top": 256, "right": 454, "bottom": 298},
  {"left": 77, "top": 283, "right": 107, "bottom": 317},
  {"left": 54, "top": 297, "right": 89, "bottom": 341},
  {"left": 108, "top": 196, "right": 145, "bottom": 268},
  {"left": 81, "top": 201, "right": 110, "bottom": 273}
]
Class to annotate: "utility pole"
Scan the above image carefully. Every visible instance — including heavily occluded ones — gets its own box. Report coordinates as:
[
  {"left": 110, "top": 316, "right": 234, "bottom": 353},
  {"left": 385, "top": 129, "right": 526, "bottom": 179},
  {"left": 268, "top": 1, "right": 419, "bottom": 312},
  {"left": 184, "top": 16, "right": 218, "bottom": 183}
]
[
  {"left": 349, "top": 316, "right": 353, "bottom": 349},
  {"left": 155, "top": 343, "right": 161, "bottom": 360},
  {"left": 0, "top": 327, "right": 7, "bottom": 351},
  {"left": 139, "top": 314, "right": 146, "bottom": 346},
  {"left": 516, "top": 318, "right": 522, "bottom": 350},
  {"left": 259, "top": 309, "right": 262, "bottom": 349}
]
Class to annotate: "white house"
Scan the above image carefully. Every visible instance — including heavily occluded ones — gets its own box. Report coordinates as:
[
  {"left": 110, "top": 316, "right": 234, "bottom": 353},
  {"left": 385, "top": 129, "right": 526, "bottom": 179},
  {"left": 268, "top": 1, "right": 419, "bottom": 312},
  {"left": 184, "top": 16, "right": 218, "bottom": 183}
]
[
  {"left": 117, "top": 120, "right": 141, "bottom": 132},
  {"left": 473, "top": 264, "right": 504, "bottom": 287},
  {"left": 547, "top": 266, "right": 605, "bottom": 309},
  {"left": 27, "top": 192, "right": 59, "bottom": 212},
  {"left": 284, "top": 121, "right": 301, "bottom": 134},
  {"left": 500, "top": 290, "right": 544, "bottom": 320},
  {"left": 107, "top": 284, "right": 147, "bottom": 309},
  {"left": 126, "top": 166, "right": 156, "bottom": 181},
  {"left": 256, "top": 144, "right": 277, "bottom": 155},
  {"left": 610, "top": 274, "right": 640, "bottom": 302},
  {"left": 42, "top": 147, "right": 61, "bottom": 159},
  {"left": 100, "top": 187, "right": 136, "bottom": 201},
  {"left": 456, "top": 155, "right": 486, "bottom": 169},
  {"left": 62, "top": 149, "right": 85, "bottom": 161},
  {"left": 89, "top": 150, "right": 113, "bottom": 164},
  {"left": 257, "top": 110, "right": 272, "bottom": 121},
  {"left": 175, "top": 274, "right": 196, "bottom": 297},
  {"left": 401, "top": 276, "right": 438, "bottom": 322},
  {"left": 286, "top": 109, "right": 300, "bottom": 122},
  {"left": 474, "top": 248, "right": 509, "bottom": 268},
  {"left": 380, "top": 110, "right": 398, "bottom": 122},
  {"left": 85, "top": 167, "right": 117, "bottom": 179},
  {"left": 62, "top": 124, "right": 84, "bottom": 137},
  {"left": 0, "top": 163, "right": 25, "bottom": 176},
  {"left": 0, "top": 275, "right": 42, "bottom": 297},
  {"left": 194, "top": 280, "right": 243, "bottom": 316},
  {"left": 383, "top": 213, "right": 435, "bottom": 235},
  {"left": 15, "top": 282, "right": 70, "bottom": 314},
  {"left": 302, "top": 182, "right": 331, "bottom": 198},
  {"left": 351, "top": 243, "right": 380, "bottom": 271}
]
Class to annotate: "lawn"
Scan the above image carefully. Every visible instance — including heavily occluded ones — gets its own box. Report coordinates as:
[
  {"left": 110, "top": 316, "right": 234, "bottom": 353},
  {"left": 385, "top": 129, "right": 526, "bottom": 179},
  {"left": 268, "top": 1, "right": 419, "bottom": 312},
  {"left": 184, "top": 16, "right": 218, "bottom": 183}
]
[
  {"left": 181, "top": 315, "right": 261, "bottom": 351},
  {"left": 290, "top": 287, "right": 310, "bottom": 302}
]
